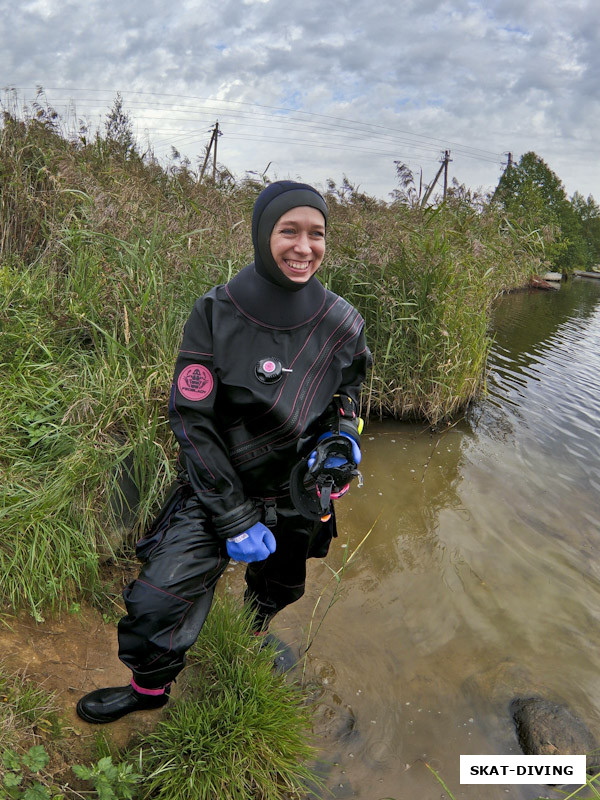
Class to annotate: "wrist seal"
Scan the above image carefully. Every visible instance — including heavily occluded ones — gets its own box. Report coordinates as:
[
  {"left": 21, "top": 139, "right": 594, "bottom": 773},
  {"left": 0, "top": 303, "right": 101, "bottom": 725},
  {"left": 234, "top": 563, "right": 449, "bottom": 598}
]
[{"left": 213, "top": 500, "right": 261, "bottom": 540}]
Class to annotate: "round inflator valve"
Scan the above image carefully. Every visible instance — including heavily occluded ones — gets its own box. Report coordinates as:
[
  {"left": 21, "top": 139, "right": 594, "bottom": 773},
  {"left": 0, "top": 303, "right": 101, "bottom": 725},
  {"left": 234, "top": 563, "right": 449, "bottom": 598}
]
[{"left": 255, "top": 357, "right": 283, "bottom": 384}]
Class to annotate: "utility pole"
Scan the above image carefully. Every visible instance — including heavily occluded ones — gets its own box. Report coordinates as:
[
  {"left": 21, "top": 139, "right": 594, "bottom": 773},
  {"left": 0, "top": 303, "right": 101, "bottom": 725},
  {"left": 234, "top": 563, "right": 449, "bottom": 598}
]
[
  {"left": 442, "top": 150, "right": 452, "bottom": 200},
  {"left": 212, "top": 120, "right": 220, "bottom": 182},
  {"left": 199, "top": 121, "right": 221, "bottom": 183},
  {"left": 421, "top": 151, "right": 448, "bottom": 207}
]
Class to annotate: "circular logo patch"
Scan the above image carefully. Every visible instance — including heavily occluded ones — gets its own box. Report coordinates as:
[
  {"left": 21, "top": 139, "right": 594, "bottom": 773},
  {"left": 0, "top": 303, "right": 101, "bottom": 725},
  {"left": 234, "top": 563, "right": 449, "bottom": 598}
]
[{"left": 177, "top": 364, "right": 214, "bottom": 401}]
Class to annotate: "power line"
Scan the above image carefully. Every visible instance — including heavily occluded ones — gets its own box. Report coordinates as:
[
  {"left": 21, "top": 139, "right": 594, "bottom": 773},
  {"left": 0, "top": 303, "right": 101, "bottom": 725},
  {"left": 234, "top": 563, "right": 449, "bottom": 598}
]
[
  {"left": 146, "top": 120, "right": 502, "bottom": 163},
  {"left": 152, "top": 129, "right": 502, "bottom": 166},
  {"left": 193, "top": 131, "right": 447, "bottom": 161},
  {"left": 146, "top": 123, "right": 493, "bottom": 166},
  {"left": 7, "top": 86, "right": 506, "bottom": 162},
  {"left": 35, "top": 97, "right": 504, "bottom": 163}
]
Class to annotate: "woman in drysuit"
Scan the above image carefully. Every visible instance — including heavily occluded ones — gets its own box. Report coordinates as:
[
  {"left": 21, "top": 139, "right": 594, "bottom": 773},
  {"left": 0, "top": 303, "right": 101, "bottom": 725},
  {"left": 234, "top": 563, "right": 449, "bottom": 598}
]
[{"left": 77, "top": 180, "right": 370, "bottom": 724}]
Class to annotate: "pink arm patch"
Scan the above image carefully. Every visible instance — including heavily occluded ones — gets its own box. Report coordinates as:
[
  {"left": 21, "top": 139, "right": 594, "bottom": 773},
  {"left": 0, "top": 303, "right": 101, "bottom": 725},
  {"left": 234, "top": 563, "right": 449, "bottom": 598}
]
[{"left": 177, "top": 364, "right": 214, "bottom": 401}]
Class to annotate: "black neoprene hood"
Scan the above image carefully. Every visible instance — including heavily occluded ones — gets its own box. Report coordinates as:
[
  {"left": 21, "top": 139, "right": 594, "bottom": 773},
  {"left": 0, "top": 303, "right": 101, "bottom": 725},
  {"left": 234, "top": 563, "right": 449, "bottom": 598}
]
[{"left": 252, "top": 180, "right": 328, "bottom": 291}]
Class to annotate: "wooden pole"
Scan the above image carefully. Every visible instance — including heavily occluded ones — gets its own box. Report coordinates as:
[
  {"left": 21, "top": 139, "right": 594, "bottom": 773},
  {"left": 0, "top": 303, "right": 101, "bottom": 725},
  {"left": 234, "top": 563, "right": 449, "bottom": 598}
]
[
  {"left": 199, "top": 125, "right": 216, "bottom": 183},
  {"left": 212, "top": 121, "right": 220, "bottom": 182},
  {"left": 491, "top": 152, "right": 514, "bottom": 200},
  {"left": 442, "top": 150, "right": 452, "bottom": 200},
  {"left": 421, "top": 159, "right": 446, "bottom": 207}
]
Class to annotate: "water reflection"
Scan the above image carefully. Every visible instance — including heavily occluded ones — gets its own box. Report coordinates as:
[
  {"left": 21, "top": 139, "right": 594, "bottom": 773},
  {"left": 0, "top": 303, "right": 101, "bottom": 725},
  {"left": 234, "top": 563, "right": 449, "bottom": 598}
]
[{"left": 278, "top": 277, "right": 600, "bottom": 800}]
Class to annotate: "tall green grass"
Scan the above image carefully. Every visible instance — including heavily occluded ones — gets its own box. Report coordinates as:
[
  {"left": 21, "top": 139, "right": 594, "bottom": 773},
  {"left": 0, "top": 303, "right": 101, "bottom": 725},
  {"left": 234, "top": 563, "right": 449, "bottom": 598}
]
[
  {"left": 323, "top": 189, "right": 549, "bottom": 420},
  {"left": 140, "top": 597, "right": 317, "bottom": 800},
  {"left": 1, "top": 246, "right": 180, "bottom": 615}
]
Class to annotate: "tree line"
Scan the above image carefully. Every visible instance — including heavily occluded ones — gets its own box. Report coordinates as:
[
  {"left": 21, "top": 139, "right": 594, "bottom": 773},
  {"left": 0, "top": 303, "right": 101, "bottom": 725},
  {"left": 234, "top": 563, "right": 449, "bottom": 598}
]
[{"left": 493, "top": 151, "right": 600, "bottom": 272}]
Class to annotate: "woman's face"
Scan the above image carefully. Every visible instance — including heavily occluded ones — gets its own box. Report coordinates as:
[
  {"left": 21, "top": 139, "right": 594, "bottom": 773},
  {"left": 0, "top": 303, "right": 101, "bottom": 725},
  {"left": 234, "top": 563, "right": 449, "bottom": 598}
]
[{"left": 269, "top": 206, "right": 326, "bottom": 284}]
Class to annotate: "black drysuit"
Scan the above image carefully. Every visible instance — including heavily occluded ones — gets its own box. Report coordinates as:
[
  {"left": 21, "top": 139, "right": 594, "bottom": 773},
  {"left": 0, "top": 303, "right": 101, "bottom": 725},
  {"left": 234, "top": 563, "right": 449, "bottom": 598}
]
[{"left": 117, "top": 187, "right": 369, "bottom": 690}]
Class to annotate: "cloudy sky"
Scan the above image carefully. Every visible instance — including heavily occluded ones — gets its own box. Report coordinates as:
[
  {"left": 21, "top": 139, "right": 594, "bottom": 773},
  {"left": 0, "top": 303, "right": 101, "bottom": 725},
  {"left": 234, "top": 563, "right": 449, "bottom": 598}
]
[{"left": 2, "top": 0, "right": 597, "bottom": 202}]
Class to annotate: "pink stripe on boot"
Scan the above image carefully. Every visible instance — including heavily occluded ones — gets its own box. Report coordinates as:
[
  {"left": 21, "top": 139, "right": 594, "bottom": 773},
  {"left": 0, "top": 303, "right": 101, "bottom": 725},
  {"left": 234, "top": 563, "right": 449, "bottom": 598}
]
[{"left": 130, "top": 678, "right": 168, "bottom": 696}]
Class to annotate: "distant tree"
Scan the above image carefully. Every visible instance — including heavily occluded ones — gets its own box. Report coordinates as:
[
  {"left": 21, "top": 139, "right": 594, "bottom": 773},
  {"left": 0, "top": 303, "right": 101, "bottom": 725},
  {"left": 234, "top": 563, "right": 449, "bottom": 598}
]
[
  {"left": 104, "top": 93, "right": 136, "bottom": 157},
  {"left": 571, "top": 191, "right": 597, "bottom": 219},
  {"left": 495, "top": 152, "right": 589, "bottom": 271},
  {"left": 571, "top": 192, "right": 600, "bottom": 266}
]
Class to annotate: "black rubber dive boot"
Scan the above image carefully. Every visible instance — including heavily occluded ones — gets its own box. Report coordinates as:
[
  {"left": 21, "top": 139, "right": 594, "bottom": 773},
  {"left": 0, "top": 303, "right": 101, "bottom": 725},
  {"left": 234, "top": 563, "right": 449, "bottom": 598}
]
[{"left": 76, "top": 684, "right": 170, "bottom": 724}]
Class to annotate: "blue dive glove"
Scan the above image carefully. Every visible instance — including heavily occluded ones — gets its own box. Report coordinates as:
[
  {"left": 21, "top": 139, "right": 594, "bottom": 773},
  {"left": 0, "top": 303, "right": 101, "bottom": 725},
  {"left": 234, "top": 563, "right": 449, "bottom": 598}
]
[
  {"left": 226, "top": 522, "right": 276, "bottom": 563},
  {"left": 308, "top": 432, "right": 362, "bottom": 470}
]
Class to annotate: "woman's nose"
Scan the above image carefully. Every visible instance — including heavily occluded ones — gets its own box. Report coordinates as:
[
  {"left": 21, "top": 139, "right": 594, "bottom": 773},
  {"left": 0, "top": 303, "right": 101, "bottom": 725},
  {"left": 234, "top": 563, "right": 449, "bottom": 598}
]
[{"left": 293, "top": 233, "right": 311, "bottom": 254}]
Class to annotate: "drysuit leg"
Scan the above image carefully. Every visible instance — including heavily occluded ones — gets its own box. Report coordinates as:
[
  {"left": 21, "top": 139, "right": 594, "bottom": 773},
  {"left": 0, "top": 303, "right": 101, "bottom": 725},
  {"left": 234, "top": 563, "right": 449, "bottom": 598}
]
[
  {"left": 117, "top": 490, "right": 228, "bottom": 689},
  {"left": 244, "top": 506, "right": 336, "bottom": 630}
]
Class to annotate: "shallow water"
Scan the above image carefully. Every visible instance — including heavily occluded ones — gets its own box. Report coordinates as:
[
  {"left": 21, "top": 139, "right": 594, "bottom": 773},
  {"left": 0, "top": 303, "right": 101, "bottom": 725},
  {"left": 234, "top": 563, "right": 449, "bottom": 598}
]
[{"left": 278, "top": 277, "right": 600, "bottom": 799}]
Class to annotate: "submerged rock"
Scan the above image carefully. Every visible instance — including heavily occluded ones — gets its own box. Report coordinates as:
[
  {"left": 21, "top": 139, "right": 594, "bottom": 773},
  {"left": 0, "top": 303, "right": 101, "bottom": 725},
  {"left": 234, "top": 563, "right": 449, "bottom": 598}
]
[
  {"left": 309, "top": 692, "right": 358, "bottom": 743},
  {"left": 511, "top": 697, "right": 599, "bottom": 770},
  {"left": 463, "top": 659, "right": 540, "bottom": 707}
]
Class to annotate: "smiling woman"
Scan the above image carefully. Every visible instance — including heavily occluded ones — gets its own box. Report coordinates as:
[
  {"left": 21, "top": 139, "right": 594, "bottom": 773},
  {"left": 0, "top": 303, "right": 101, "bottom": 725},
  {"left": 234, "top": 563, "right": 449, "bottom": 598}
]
[{"left": 76, "top": 179, "right": 371, "bottom": 725}]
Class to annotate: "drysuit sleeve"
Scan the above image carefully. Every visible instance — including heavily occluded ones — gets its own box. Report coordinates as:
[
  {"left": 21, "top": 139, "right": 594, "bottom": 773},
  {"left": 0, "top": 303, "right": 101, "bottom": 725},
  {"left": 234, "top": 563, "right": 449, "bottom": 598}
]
[
  {"left": 168, "top": 299, "right": 260, "bottom": 539},
  {"left": 315, "top": 323, "right": 371, "bottom": 442}
]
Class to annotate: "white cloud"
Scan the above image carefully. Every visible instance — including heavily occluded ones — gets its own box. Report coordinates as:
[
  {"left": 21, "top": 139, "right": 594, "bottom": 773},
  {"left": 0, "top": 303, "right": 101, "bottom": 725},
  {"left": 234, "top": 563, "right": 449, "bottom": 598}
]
[{"left": 1, "top": 0, "right": 598, "bottom": 199}]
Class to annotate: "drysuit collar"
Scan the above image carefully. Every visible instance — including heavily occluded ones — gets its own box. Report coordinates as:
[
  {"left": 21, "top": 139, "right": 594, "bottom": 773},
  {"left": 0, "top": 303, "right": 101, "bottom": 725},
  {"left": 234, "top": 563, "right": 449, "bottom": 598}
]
[
  {"left": 226, "top": 181, "right": 329, "bottom": 328},
  {"left": 226, "top": 264, "right": 326, "bottom": 329},
  {"left": 252, "top": 180, "right": 328, "bottom": 292}
]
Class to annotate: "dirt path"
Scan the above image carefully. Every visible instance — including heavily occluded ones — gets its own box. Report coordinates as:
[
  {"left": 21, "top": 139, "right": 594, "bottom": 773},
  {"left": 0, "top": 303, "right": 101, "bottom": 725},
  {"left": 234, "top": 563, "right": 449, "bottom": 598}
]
[{"left": 0, "top": 602, "right": 173, "bottom": 754}]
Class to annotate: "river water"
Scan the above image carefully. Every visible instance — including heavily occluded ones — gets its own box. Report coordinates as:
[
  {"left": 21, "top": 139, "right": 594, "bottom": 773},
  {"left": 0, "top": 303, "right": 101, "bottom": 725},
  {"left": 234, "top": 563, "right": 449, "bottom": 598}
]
[{"left": 276, "top": 276, "right": 600, "bottom": 799}]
